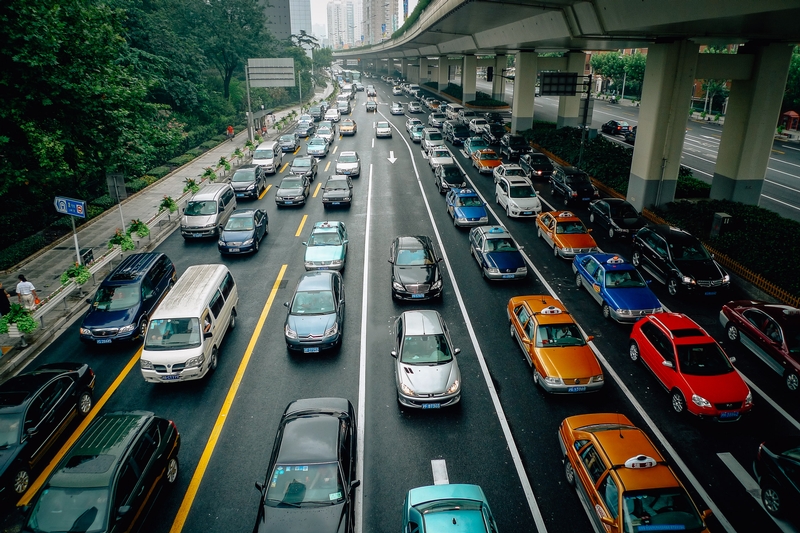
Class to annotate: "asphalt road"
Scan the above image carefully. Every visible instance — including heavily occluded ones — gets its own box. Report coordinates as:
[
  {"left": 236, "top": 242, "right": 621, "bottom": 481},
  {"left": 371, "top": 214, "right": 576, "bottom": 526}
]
[{"left": 10, "top": 75, "right": 800, "bottom": 533}]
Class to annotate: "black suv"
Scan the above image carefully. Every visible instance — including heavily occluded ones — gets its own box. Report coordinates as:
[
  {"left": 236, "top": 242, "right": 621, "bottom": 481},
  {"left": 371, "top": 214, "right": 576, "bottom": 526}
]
[
  {"left": 230, "top": 164, "right": 267, "bottom": 199},
  {"left": 754, "top": 438, "right": 800, "bottom": 518},
  {"left": 80, "top": 253, "right": 175, "bottom": 345},
  {"left": 0, "top": 363, "right": 95, "bottom": 503},
  {"left": 24, "top": 411, "right": 180, "bottom": 533},
  {"left": 632, "top": 225, "right": 730, "bottom": 297},
  {"left": 499, "top": 133, "right": 532, "bottom": 160},
  {"left": 483, "top": 112, "right": 505, "bottom": 125},
  {"left": 308, "top": 105, "right": 323, "bottom": 121},
  {"left": 550, "top": 166, "right": 599, "bottom": 206},
  {"left": 519, "top": 152, "right": 555, "bottom": 180},
  {"left": 443, "top": 121, "right": 470, "bottom": 145},
  {"left": 482, "top": 123, "right": 506, "bottom": 145}
]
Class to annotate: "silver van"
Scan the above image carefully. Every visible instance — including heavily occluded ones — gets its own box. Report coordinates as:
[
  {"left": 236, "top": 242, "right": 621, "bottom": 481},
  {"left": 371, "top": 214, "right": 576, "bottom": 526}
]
[
  {"left": 180, "top": 183, "right": 237, "bottom": 239},
  {"left": 252, "top": 140, "right": 282, "bottom": 174}
]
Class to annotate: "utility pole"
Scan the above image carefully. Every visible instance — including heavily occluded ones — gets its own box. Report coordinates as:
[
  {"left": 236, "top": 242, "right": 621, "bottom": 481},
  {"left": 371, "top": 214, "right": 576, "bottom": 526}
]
[{"left": 577, "top": 73, "right": 593, "bottom": 168}]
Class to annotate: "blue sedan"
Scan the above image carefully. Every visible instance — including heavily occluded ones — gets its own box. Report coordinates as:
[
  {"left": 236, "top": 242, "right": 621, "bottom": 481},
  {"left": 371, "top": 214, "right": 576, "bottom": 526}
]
[
  {"left": 468, "top": 225, "right": 527, "bottom": 280},
  {"left": 403, "top": 484, "right": 499, "bottom": 533},
  {"left": 446, "top": 188, "right": 489, "bottom": 228},
  {"left": 572, "top": 253, "right": 663, "bottom": 323}
]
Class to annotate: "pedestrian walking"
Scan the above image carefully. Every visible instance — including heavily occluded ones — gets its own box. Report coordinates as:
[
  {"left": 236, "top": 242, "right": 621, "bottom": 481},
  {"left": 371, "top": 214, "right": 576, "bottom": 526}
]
[
  {"left": 0, "top": 282, "right": 10, "bottom": 317},
  {"left": 16, "top": 275, "right": 38, "bottom": 311},
  {"left": 226, "top": 125, "right": 234, "bottom": 142}
]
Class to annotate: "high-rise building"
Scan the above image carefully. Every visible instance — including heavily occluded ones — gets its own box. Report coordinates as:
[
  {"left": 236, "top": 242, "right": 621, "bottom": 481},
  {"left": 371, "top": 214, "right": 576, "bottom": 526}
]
[
  {"left": 345, "top": 2, "right": 355, "bottom": 46},
  {"left": 262, "top": 0, "right": 291, "bottom": 41},
  {"left": 363, "top": 0, "right": 398, "bottom": 45},
  {"left": 290, "top": 0, "right": 313, "bottom": 37},
  {"left": 327, "top": 1, "right": 346, "bottom": 49}
]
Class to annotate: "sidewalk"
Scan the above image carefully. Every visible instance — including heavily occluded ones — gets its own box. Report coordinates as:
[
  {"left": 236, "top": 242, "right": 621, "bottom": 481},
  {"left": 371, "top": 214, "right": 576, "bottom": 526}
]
[{"left": 0, "top": 81, "right": 334, "bottom": 376}]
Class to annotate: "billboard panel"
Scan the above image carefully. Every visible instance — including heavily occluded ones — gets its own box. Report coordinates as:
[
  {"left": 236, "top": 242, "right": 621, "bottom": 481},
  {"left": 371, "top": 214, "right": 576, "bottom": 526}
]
[
  {"left": 248, "top": 58, "right": 295, "bottom": 88},
  {"left": 540, "top": 72, "right": 578, "bottom": 96}
]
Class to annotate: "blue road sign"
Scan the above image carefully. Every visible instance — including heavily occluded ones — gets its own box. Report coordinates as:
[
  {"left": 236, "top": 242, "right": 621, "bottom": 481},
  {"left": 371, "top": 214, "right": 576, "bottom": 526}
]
[{"left": 54, "top": 196, "right": 87, "bottom": 218}]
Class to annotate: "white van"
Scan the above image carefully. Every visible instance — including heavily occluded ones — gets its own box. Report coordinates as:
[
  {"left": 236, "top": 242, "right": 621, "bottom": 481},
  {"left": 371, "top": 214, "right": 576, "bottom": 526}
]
[
  {"left": 140, "top": 264, "right": 238, "bottom": 383},
  {"left": 252, "top": 140, "right": 282, "bottom": 174}
]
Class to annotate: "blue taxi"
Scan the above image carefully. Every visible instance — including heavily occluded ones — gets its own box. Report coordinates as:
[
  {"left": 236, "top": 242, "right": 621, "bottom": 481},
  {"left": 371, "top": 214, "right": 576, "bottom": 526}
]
[
  {"left": 446, "top": 188, "right": 489, "bottom": 228},
  {"left": 468, "top": 226, "right": 527, "bottom": 280},
  {"left": 572, "top": 253, "right": 663, "bottom": 323},
  {"left": 403, "top": 484, "right": 499, "bottom": 533}
]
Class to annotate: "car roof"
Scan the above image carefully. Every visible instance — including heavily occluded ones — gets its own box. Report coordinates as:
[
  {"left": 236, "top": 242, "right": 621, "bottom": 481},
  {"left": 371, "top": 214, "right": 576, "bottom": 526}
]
[
  {"left": 312, "top": 220, "right": 344, "bottom": 232},
  {"left": 277, "top": 411, "right": 343, "bottom": 464},
  {"left": 401, "top": 310, "right": 445, "bottom": 336},
  {"left": 339, "top": 151, "right": 358, "bottom": 157},
  {"left": 451, "top": 188, "right": 478, "bottom": 197},
  {"left": 510, "top": 295, "right": 574, "bottom": 326},
  {"left": 501, "top": 164, "right": 523, "bottom": 170},
  {"left": 475, "top": 225, "right": 510, "bottom": 238},
  {"left": 296, "top": 271, "right": 336, "bottom": 291},
  {"left": 105, "top": 253, "right": 162, "bottom": 285},
  {"left": 327, "top": 174, "right": 349, "bottom": 183},
  {"left": 396, "top": 235, "right": 433, "bottom": 250},
  {"left": 503, "top": 176, "right": 532, "bottom": 186},
  {"left": 577, "top": 253, "right": 637, "bottom": 272},
  {"left": 544, "top": 210, "right": 582, "bottom": 223}
]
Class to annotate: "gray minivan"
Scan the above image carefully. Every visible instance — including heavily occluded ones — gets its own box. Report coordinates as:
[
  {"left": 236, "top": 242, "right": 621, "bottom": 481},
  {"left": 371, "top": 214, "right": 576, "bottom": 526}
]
[
  {"left": 180, "top": 183, "right": 237, "bottom": 239},
  {"left": 252, "top": 141, "right": 282, "bottom": 174}
]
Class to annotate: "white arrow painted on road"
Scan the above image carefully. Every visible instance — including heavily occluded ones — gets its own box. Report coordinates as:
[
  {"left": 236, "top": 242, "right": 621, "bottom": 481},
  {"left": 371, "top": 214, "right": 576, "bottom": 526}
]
[{"left": 387, "top": 151, "right": 397, "bottom": 164}]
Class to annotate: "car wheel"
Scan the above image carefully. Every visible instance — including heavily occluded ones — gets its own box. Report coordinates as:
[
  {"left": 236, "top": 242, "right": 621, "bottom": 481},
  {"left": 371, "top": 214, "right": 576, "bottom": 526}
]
[
  {"left": 495, "top": 194, "right": 500, "bottom": 205},
  {"left": 254, "top": 238, "right": 259, "bottom": 253},
  {"left": 12, "top": 466, "right": 30, "bottom": 494},
  {"left": 139, "top": 317, "right": 148, "bottom": 339},
  {"left": 533, "top": 369, "right": 540, "bottom": 385},
  {"left": 77, "top": 389, "right": 93, "bottom": 417},
  {"left": 575, "top": 274, "right": 582, "bottom": 288},
  {"left": 265, "top": 223, "right": 269, "bottom": 235},
  {"left": 671, "top": 389, "right": 686, "bottom": 414},
  {"left": 632, "top": 251, "right": 641, "bottom": 266},
  {"left": 786, "top": 371, "right": 799, "bottom": 392},
  {"left": 510, "top": 323, "right": 515, "bottom": 339},
  {"left": 667, "top": 277, "right": 680, "bottom": 297},
  {"left": 563, "top": 197, "right": 569, "bottom": 207},
  {"left": 209, "top": 347, "right": 218, "bottom": 372},
  {"left": 564, "top": 459, "right": 576, "bottom": 486},
  {"left": 726, "top": 324, "right": 739, "bottom": 342},
  {"left": 553, "top": 245, "right": 559, "bottom": 258},
  {"left": 602, "top": 302, "right": 611, "bottom": 319},
  {"left": 589, "top": 213, "right": 595, "bottom": 223},
  {"left": 629, "top": 341, "right": 640, "bottom": 362},
  {"left": 762, "top": 480, "right": 784, "bottom": 517},
  {"left": 229, "top": 310, "right": 236, "bottom": 330},
  {"left": 537, "top": 227, "right": 542, "bottom": 238},
  {"left": 550, "top": 187, "right": 555, "bottom": 196},
  {"left": 608, "top": 227, "right": 615, "bottom": 239},
  {"left": 166, "top": 456, "right": 180, "bottom": 484},
  {"left": 506, "top": 205, "right": 512, "bottom": 218}
]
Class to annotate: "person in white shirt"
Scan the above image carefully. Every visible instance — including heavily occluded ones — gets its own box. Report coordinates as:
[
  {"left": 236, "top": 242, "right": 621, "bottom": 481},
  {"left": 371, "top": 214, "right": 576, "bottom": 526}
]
[{"left": 16, "top": 274, "right": 38, "bottom": 310}]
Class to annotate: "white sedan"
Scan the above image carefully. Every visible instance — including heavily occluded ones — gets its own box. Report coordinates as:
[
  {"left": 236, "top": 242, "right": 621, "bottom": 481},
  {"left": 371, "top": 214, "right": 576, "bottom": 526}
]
[
  {"left": 324, "top": 108, "right": 341, "bottom": 122},
  {"left": 376, "top": 121, "right": 393, "bottom": 138},
  {"left": 426, "top": 146, "right": 454, "bottom": 171},
  {"left": 469, "top": 118, "right": 489, "bottom": 134},
  {"left": 495, "top": 175, "right": 542, "bottom": 218}
]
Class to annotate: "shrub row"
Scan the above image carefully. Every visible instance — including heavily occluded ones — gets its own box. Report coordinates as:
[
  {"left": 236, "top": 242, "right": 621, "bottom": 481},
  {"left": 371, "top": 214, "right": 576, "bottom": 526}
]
[
  {"left": 0, "top": 234, "right": 48, "bottom": 270},
  {"left": 167, "top": 154, "right": 195, "bottom": 167},
  {"left": 146, "top": 166, "right": 172, "bottom": 179},
  {"left": 466, "top": 97, "right": 507, "bottom": 107}
]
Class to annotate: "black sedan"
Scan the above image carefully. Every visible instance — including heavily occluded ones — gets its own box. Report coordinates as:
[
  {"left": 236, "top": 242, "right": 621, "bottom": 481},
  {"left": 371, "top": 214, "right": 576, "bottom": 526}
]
[
  {"left": 482, "top": 123, "right": 506, "bottom": 145},
  {"left": 389, "top": 236, "right": 444, "bottom": 300},
  {"left": 588, "top": 198, "right": 646, "bottom": 238},
  {"left": 218, "top": 209, "right": 269, "bottom": 254},
  {"left": 483, "top": 112, "right": 505, "bottom": 125},
  {"left": 290, "top": 156, "right": 318, "bottom": 181},
  {"left": 253, "top": 398, "right": 359, "bottom": 533},
  {"left": 279, "top": 133, "right": 300, "bottom": 152},
  {"left": 0, "top": 363, "right": 95, "bottom": 503},
  {"left": 434, "top": 164, "right": 467, "bottom": 194},
  {"left": 624, "top": 125, "right": 637, "bottom": 145},
  {"left": 322, "top": 175, "right": 353, "bottom": 208},
  {"left": 600, "top": 120, "right": 631, "bottom": 136},
  {"left": 754, "top": 438, "right": 800, "bottom": 518},
  {"left": 519, "top": 152, "right": 555, "bottom": 180},
  {"left": 295, "top": 121, "right": 316, "bottom": 138},
  {"left": 275, "top": 176, "right": 311, "bottom": 207}
]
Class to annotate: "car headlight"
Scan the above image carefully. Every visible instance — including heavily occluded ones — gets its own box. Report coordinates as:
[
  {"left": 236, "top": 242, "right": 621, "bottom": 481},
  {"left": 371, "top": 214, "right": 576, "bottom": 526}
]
[
  {"left": 400, "top": 383, "right": 416, "bottom": 396},
  {"left": 119, "top": 323, "right": 137, "bottom": 333},
  {"left": 682, "top": 276, "right": 696, "bottom": 285},
  {"left": 592, "top": 374, "right": 604, "bottom": 382},
  {"left": 80, "top": 327, "right": 91, "bottom": 335},
  {"left": 745, "top": 390, "right": 753, "bottom": 405},
  {"left": 243, "top": 239, "right": 254, "bottom": 246},
  {"left": 285, "top": 324, "right": 298, "bottom": 339},
  {"left": 218, "top": 240, "right": 225, "bottom": 246},
  {"left": 479, "top": 216, "right": 489, "bottom": 223},
  {"left": 331, "top": 259, "right": 344, "bottom": 265},
  {"left": 517, "top": 267, "right": 527, "bottom": 274},
  {"left": 392, "top": 281, "right": 404, "bottom": 291},
  {"left": 247, "top": 184, "right": 255, "bottom": 190},
  {"left": 432, "top": 279, "right": 443, "bottom": 290},
  {"left": 140, "top": 359, "right": 153, "bottom": 370},
  {"left": 543, "top": 376, "right": 563, "bottom": 385},
  {"left": 617, "top": 309, "right": 633, "bottom": 315},
  {"left": 203, "top": 222, "right": 216, "bottom": 228},
  {"left": 185, "top": 355, "right": 204, "bottom": 368},
  {"left": 692, "top": 394, "right": 712, "bottom": 408},
  {"left": 486, "top": 267, "right": 500, "bottom": 274},
  {"left": 324, "top": 322, "right": 338, "bottom": 338},
  {"left": 722, "top": 274, "right": 730, "bottom": 283},
  {"left": 446, "top": 380, "right": 460, "bottom": 394},
  {"left": 563, "top": 248, "right": 574, "bottom": 253},
  {"left": 653, "top": 307, "right": 664, "bottom": 314}
]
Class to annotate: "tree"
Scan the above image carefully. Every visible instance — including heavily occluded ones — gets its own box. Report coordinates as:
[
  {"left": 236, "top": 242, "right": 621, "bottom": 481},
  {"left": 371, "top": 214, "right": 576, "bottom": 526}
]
[
  {"left": 590, "top": 53, "right": 625, "bottom": 94},
  {"left": 783, "top": 46, "right": 800, "bottom": 113},
  {"left": 700, "top": 46, "right": 732, "bottom": 113}
]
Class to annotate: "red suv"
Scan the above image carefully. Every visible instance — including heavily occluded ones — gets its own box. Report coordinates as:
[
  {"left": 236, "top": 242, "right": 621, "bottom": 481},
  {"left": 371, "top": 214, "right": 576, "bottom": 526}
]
[{"left": 629, "top": 313, "right": 752, "bottom": 421}]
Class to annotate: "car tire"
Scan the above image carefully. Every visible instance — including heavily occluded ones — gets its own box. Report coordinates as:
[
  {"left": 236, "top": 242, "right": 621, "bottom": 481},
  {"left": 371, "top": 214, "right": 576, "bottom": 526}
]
[
  {"left": 506, "top": 205, "right": 512, "bottom": 218},
  {"left": 265, "top": 223, "right": 269, "bottom": 235},
  {"left": 631, "top": 250, "right": 641, "bottom": 267},
  {"left": 229, "top": 310, "right": 236, "bottom": 330},
  {"left": 667, "top": 277, "right": 680, "bottom": 297},
  {"left": 671, "top": 389, "right": 686, "bottom": 414},
  {"left": 563, "top": 197, "right": 569, "bottom": 207},
  {"left": 629, "top": 341, "right": 640, "bottom": 362},
  {"left": 254, "top": 238, "right": 259, "bottom": 253},
  {"left": 209, "top": 347, "right": 218, "bottom": 372},
  {"left": 602, "top": 302, "right": 611, "bottom": 319},
  {"left": 762, "top": 479, "right": 784, "bottom": 517},
  {"left": 495, "top": 194, "right": 500, "bottom": 205},
  {"left": 139, "top": 317, "right": 148, "bottom": 339},
  {"left": 166, "top": 456, "right": 180, "bottom": 485},
  {"left": 589, "top": 213, "right": 595, "bottom": 223},
  {"left": 553, "top": 245, "right": 559, "bottom": 258},
  {"left": 786, "top": 371, "right": 799, "bottom": 392},
  {"left": 537, "top": 227, "right": 542, "bottom": 238},
  {"left": 510, "top": 323, "right": 515, "bottom": 339},
  {"left": 564, "top": 459, "right": 576, "bottom": 486},
  {"left": 726, "top": 324, "right": 739, "bottom": 342},
  {"left": 550, "top": 187, "right": 555, "bottom": 196},
  {"left": 77, "top": 389, "right": 93, "bottom": 417},
  {"left": 575, "top": 274, "right": 582, "bottom": 288},
  {"left": 12, "top": 466, "right": 30, "bottom": 495}
]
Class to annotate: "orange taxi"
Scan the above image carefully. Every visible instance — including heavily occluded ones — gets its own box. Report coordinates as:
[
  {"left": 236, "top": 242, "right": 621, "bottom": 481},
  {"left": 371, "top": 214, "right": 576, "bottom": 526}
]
[
  {"left": 559, "top": 413, "right": 711, "bottom": 532},
  {"left": 536, "top": 210, "right": 599, "bottom": 259},
  {"left": 471, "top": 149, "right": 502, "bottom": 174},
  {"left": 506, "top": 295, "right": 603, "bottom": 393},
  {"left": 340, "top": 119, "right": 357, "bottom": 135}
]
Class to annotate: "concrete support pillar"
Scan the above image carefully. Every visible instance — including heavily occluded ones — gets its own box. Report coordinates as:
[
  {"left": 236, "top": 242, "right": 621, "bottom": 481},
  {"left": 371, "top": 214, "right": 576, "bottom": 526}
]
[
  {"left": 492, "top": 55, "right": 507, "bottom": 102},
  {"left": 384, "top": 59, "right": 391, "bottom": 75},
  {"left": 711, "top": 43, "right": 793, "bottom": 204},
  {"left": 438, "top": 56, "right": 449, "bottom": 91},
  {"left": 417, "top": 57, "right": 428, "bottom": 84},
  {"left": 511, "top": 52, "right": 538, "bottom": 133},
  {"left": 627, "top": 41, "right": 699, "bottom": 211},
  {"left": 462, "top": 55, "right": 477, "bottom": 104},
  {"left": 556, "top": 51, "right": 586, "bottom": 128},
  {"left": 401, "top": 58, "right": 410, "bottom": 79},
  {"left": 408, "top": 59, "right": 420, "bottom": 84}
]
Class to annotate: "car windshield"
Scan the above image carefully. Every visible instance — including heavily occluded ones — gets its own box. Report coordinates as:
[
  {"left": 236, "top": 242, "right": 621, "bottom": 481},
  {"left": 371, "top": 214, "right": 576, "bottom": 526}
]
[
  {"left": 91, "top": 285, "right": 140, "bottom": 311},
  {"left": 401, "top": 334, "right": 453, "bottom": 364},
  {"left": 144, "top": 318, "right": 201, "bottom": 351},
  {"left": 341, "top": 121, "right": 354, "bottom": 127},
  {"left": 0, "top": 413, "right": 21, "bottom": 447},
  {"left": 604, "top": 269, "right": 647, "bottom": 288},
  {"left": 293, "top": 159, "right": 312, "bottom": 169},
  {"left": 462, "top": 112, "right": 475, "bottom": 118},
  {"left": 264, "top": 462, "right": 344, "bottom": 507},
  {"left": 455, "top": 196, "right": 483, "bottom": 207},
  {"left": 509, "top": 137, "right": 526, "bottom": 147},
  {"left": 622, "top": 488, "right": 705, "bottom": 533},
  {"left": 377, "top": 122, "right": 390, "bottom": 128},
  {"left": 509, "top": 185, "right": 537, "bottom": 199},
  {"left": 485, "top": 238, "right": 517, "bottom": 252},
  {"left": 396, "top": 247, "right": 435, "bottom": 266},
  {"left": 326, "top": 180, "right": 348, "bottom": 191},
  {"left": 185, "top": 200, "right": 217, "bottom": 216},
  {"left": 555, "top": 222, "right": 587, "bottom": 234},
  {"left": 537, "top": 323, "right": 585, "bottom": 347},
  {"left": 317, "top": 128, "right": 331, "bottom": 136},
  {"left": 224, "top": 216, "right": 254, "bottom": 231},
  {"left": 504, "top": 168, "right": 526, "bottom": 177},
  {"left": 309, "top": 232, "right": 342, "bottom": 246},
  {"left": 231, "top": 170, "right": 255, "bottom": 182},
  {"left": 566, "top": 174, "right": 591, "bottom": 185},
  {"left": 291, "top": 290, "right": 335, "bottom": 314},
  {"left": 339, "top": 154, "right": 358, "bottom": 163},
  {"left": 254, "top": 149, "right": 274, "bottom": 159},
  {"left": 442, "top": 167, "right": 462, "bottom": 179},
  {"left": 610, "top": 203, "right": 640, "bottom": 219},
  {"left": 27, "top": 486, "right": 110, "bottom": 533},
  {"left": 309, "top": 139, "right": 325, "bottom": 147},
  {"left": 281, "top": 178, "right": 303, "bottom": 189},
  {"left": 670, "top": 239, "right": 711, "bottom": 261},
  {"left": 453, "top": 127, "right": 469, "bottom": 135},
  {"left": 280, "top": 135, "right": 295, "bottom": 143},
  {"left": 432, "top": 113, "right": 445, "bottom": 119},
  {"left": 677, "top": 343, "right": 734, "bottom": 376},
  {"left": 529, "top": 154, "right": 550, "bottom": 165}
]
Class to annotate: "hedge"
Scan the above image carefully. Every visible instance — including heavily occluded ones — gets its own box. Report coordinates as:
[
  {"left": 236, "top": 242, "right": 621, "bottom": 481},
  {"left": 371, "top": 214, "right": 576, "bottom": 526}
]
[
  {"left": 90, "top": 194, "right": 117, "bottom": 209},
  {"left": 146, "top": 166, "right": 172, "bottom": 179},
  {"left": 167, "top": 154, "right": 194, "bottom": 167},
  {"left": 186, "top": 147, "right": 204, "bottom": 157},
  {"left": 200, "top": 141, "right": 219, "bottom": 150},
  {"left": 466, "top": 98, "right": 507, "bottom": 107},
  {"left": 125, "top": 178, "right": 149, "bottom": 193},
  {"left": 0, "top": 234, "right": 48, "bottom": 270}
]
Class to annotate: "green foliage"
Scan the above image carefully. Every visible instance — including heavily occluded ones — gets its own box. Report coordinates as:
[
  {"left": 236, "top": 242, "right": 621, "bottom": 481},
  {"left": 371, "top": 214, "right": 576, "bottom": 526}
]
[
  {"left": 108, "top": 229, "right": 135, "bottom": 251},
  {"left": 127, "top": 218, "right": 150, "bottom": 238},
  {"left": 61, "top": 263, "right": 91, "bottom": 285},
  {"left": 87, "top": 205, "right": 105, "bottom": 219},
  {"left": 784, "top": 45, "right": 800, "bottom": 113},
  {"left": 392, "top": 0, "right": 432, "bottom": 39},
  {"left": 466, "top": 98, "right": 507, "bottom": 107},
  {"left": 184, "top": 178, "right": 200, "bottom": 194},
  {"left": 442, "top": 83, "right": 463, "bottom": 99},
  {"left": 200, "top": 140, "right": 219, "bottom": 150},
  {"left": 125, "top": 178, "right": 149, "bottom": 193},
  {"left": 0, "top": 304, "right": 38, "bottom": 334},
  {"left": 0, "top": 235, "right": 48, "bottom": 271},
  {"left": 91, "top": 195, "right": 118, "bottom": 209},
  {"left": 591, "top": 52, "right": 646, "bottom": 98},
  {"left": 423, "top": 82, "right": 438, "bottom": 89},
  {"left": 186, "top": 147, "right": 204, "bottom": 157},
  {"left": 147, "top": 166, "right": 172, "bottom": 179},
  {"left": 167, "top": 154, "right": 195, "bottom": 166},
  {"left": 160, "top": 195, "right": 178, "bottom": 213},
  {"left": 675, "top": 174, "right": 711, "bottom": 199},
  {"left": 202, "top": 167, "right": 217, "bottom": 181}
]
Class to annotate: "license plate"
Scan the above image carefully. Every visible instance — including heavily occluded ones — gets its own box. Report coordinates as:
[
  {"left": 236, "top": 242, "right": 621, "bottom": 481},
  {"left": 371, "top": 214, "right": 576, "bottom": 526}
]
[
  {"left": 192, "top": 233, "right": 203, "bottom": 238},
  {"left": 162, "top": 374, "right": 180, "bottom": 381},
  {"left": 285, "top": 201, "right": 293, "bottom": 205},
  {"left": 502, "top": 274, "right": 515, "bottom": 279},
  {"left": 705, "top": 291, "right": 717, "bottom": 296},
  {"left": 96, "top": 339, "right": 112, "bottom": 344},
  {"left": 236, "top": 193, "right": 244, "bottom": 197},
  {"left": 719, "top": 411, "right": 739, "bottom": 419},
  {"left": 304, "top": 347, "right": 320, "bottom": 353},
  {"left": 229, "top": 248, "right": 240, "bottom": 253},
  {"left": 422, "top": 403, "right": 441, "bottom": 409},
  {"left": 331, "top": 202, "right": 341, "bottom": 205},
  {"left": 568, "top": 386, "right": 587, "bottom": 393},
  {"left": 581, "top": 197, "right": 590, "bottom": 201},
  {"left": 522, "top": 211, "right": 533, "bottom": 215},
  {"left": 411, "top": 293, "right": 424, "bottom": 298}
]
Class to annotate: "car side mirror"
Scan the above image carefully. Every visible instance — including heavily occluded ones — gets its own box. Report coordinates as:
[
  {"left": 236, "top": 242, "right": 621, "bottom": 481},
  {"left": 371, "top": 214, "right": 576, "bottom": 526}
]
[
  {"left": 284, "top": 302, "right": 290, "bottom": 308},
  {"left": 388, "top": 258, "right": 394, "bottom": 264},
  {"left": 350, "top": 480, "right": 361, "bottom": 491},
  {"left": 86, "top": 298, "right": 92, "bottom": 305},
  {"left": 662, "top": 360, "right": 674, "bottom": 369},
  {"left": 182, "top": 208, "right": 185, "bottom": 214},
  {"left": 701, "top": 509, "right": 713, "bottom": 520},
  {"left": 203, "top": 331, "right": 213, "bottom": 339},
  {"left": 454, "top": 348, "right": 461, "bottom": 355},
  {"left": 390, "top": 350, "right": 398, "bottom": 358},
  {"left": 587, "top": 228, "right": 592, "bottom": 232},
  {"left": 26, "top": 427, "right": 38, "bottom": 437},
  {"left": 437, "top": 257, "right": 443, "bottom": 262},
  {"left": 600, "top": 516, "right": 615, "bottom": 527},
  {"left": 646, "top": 279, "right": 652, "bottom": 285},
  {"left": 586, "top": 335, "right": 594, "bottom": 342},
  {"left": 302, "top": 242, "right": 307, "bottom": 246},
  {"left": 343, "top": 240, "right": 349, "bottom": 245},
  {"left": 729, "top": 356, "right": 736, "bottom": 363},
  {"left": 117, "top": 506, "right": 130, "bottom": 520},
  {"left": 218, "top": 206, "right": 224, "bottom": 213},
  {"left": 255, "top": 482, "right": 264, "bottom": 492}
]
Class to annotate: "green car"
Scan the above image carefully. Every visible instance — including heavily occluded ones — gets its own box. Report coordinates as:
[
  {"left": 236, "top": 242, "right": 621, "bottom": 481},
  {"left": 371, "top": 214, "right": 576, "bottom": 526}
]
[
  {"left": 403, "top": 484, "right": 499, "bottom": 533},
  {"left": 303, "top": 220, "right": 348, "bottom": 271},
  {"left": 410, "top": 124, "right": 425, "bottom": 143}
]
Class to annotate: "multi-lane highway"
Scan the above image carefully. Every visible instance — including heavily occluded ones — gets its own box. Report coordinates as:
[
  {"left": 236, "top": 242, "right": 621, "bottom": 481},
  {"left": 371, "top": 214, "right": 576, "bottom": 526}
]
[{"left": 9, "top": 74, "right": 800, "bottom": 533}]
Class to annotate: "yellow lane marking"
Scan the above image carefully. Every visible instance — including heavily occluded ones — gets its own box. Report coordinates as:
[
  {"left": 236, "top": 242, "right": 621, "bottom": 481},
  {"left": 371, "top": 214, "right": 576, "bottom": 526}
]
[
  {"left": 333, "top": 145, "right": 338, "bottom": 154},
  {"left": 325, "top": 161, "right": 331, "bottom": 172},
  {"left": 294, "top": 147, "right": 300, "bottom": 155},
  {"left": 279, "top": 162, "right": 289, "bottom": 173},
  {"left": 296, "top": 214, "right": 308, "bottom": 236},
  {"left": 258, "top": 184, "right": 272, "bottom": 200},
  {"left": 313, "top": 182, "right": 322, "bottom": 198},
  {"left": 169, "top": 265, "right": 288, "bottom": 533},
  {"left": 339, "top": 135, "right": 343, "bottom": 140},
  {"left": 773, "top": 149, "right": 785, "bottom": 154},
  {"left": 19, "top": 349, "right": 143, "bottom": 506}
]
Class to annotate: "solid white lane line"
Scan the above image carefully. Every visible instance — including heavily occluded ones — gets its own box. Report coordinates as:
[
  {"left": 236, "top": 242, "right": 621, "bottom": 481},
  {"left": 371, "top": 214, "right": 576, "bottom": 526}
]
[
  {"left": 782, "top": 145, "right": 800, "bottom": 152},
  {"left": 679, "top": 164, "right": 713, "bottom": 177},
  {"left": 762, "top": 195, "right": 800, "bottom": 211},
  {"left": 355, "top": 163, "right": 373, "bottom": 533},
  {"left": 766, "top": 166, "right": 800, "bottom": 180},
  {"left": 431, "top": 459, "right": 450, "bottom": 485},
  {"left": 769, "top": 156, "right": 800, "bottom": 169},
  {"left": 717, "top": 453, "right": 799, "bottom": 533},
  {"left": 740, "top": 374, "right": 800, "bottom": 431},
  {"left": 383, "top": 109, "right": 549, "bottom": 533},
  {"left": 764, "top": 179, "right": 800, "bottom": 193}
]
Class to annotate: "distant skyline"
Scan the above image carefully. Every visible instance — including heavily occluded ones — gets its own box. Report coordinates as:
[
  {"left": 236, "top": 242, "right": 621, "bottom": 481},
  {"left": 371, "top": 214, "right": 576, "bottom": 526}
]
[{"left": 309, "top": 0, "right": 416, "bottom": 42}]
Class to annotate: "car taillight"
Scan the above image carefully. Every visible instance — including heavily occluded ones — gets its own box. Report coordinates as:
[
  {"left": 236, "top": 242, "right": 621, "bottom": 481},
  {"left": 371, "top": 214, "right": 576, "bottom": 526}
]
[
  {"left": 570, "top": 191, "right": 577, "bottom": 197},
  {"left": 616, "top": 126, "right": 621, "bottom": 130},
  {"left": 169, "top": 420, "right": 179, "bottom": 433},
  {"left": 757, "top": 442, "right": 764, "bottom": 461}
]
